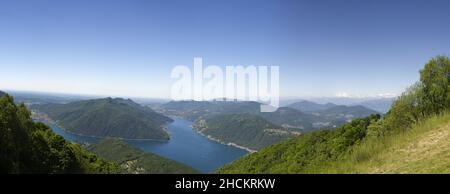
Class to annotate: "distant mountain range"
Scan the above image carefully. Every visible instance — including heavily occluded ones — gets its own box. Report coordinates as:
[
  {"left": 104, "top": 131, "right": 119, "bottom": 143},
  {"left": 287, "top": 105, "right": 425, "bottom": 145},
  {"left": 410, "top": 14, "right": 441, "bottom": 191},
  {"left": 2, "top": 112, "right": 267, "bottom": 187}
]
[
  {"left": 287, "top": 100, "right": 337, "bottom": 112},
  {"left": 352, "top": 98, "right": 395, "bottom": 113},
  {"left": 314, "top": 105, "right": 378, "bottom": 117},
  {"left": 286, "top": 101, "right": 379, "bottom": 127},
  {"left": 6, "top": 90, "right": 95, "bottom": 105},
  {"left": 32, "top": 98, "right": 173, "bottom": 140},
  {"left": 161, "top": 100, "right": 379, "bottom": 131},
  {"left": 281, "top": 97, "right": 395, "bottom": 113}
]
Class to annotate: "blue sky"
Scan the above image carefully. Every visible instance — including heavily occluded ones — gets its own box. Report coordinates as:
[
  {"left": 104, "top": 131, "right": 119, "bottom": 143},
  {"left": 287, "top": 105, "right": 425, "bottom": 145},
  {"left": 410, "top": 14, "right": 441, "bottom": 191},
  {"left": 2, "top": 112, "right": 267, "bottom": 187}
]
[{"left": 1, "top": 0, "right": 449, "bottom": 98}]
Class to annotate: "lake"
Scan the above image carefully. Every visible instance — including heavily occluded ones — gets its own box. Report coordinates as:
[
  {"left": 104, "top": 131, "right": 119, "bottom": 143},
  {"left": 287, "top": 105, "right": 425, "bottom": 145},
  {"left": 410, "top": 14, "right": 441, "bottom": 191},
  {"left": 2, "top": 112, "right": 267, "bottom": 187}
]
[{"left": 49, "top": 118, "right": 248, "bottom": 173}]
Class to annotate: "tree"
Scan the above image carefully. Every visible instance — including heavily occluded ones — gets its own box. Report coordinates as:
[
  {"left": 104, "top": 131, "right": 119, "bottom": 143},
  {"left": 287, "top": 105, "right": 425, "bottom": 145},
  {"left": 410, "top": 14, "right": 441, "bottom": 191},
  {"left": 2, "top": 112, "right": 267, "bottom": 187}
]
[
  {"left": 0, "top": 93, "right": 119, "bottom": 173},
  {"left": 383, "top": 82, "right": 424, "bottom": 132},
  {"left": 419, "top": 55, "right": 450, "bottom": 114}
]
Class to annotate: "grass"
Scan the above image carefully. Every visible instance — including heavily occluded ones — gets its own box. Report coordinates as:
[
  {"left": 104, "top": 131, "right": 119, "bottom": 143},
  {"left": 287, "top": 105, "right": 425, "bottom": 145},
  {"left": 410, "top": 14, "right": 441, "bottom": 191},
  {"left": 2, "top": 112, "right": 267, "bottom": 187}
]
[{"left": 322, "top": 111, "right": 450, "bottom": 174}]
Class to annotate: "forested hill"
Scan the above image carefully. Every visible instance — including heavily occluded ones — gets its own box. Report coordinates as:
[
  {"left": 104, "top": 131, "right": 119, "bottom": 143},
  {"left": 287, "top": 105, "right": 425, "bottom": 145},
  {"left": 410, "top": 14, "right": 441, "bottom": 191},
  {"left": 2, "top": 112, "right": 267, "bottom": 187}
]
[
  {"left": 32, "top": 98, "right": 173, "bottom": 140},
  {"left": 193, "top": 113, "right": 298, "bottom": 151},
  {"left": 88, "top": 139, "right": 199, "bottom": 174},
  {"left": 0, "top": 94, "right": 119, "bottom": 173},
  {"left": 216, "top": 115, "right": 381, "bottom": 173},
  {"left": 217, "top": 55, "right": 450, "bottom": 174}
]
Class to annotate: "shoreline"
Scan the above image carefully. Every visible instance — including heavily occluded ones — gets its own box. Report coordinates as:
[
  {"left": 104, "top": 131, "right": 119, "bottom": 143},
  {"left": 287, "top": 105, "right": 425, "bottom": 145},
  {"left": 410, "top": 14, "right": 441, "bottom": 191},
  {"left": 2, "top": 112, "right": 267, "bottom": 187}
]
[
  {"left": 34, "top": 110, "right": 257, "bottom": 152},
  {"left": 31, "top": 110, "right": 171, "bottom": 143},
  {"left": 192, "top": 125, "right": 257, "bottom": 153},
  {"left": 31, "top": 112, "right": 171, "bottom": 142},
  {"left": 50, "top": 122, "right": 171, "bottom": 142}
]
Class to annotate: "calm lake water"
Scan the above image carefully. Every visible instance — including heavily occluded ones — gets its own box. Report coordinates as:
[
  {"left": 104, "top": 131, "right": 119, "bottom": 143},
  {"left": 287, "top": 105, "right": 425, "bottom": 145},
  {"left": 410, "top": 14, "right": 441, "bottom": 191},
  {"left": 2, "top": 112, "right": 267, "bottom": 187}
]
[{"left": 49, "top": 118, "right": 248, "bottom": 173}]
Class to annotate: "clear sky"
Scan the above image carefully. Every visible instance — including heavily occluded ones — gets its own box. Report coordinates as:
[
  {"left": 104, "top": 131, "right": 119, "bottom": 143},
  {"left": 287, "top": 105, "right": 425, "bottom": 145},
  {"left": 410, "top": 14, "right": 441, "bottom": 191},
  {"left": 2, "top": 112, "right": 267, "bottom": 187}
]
[{"left": 1, "top": 0, "right": 450, "bottom": 98}]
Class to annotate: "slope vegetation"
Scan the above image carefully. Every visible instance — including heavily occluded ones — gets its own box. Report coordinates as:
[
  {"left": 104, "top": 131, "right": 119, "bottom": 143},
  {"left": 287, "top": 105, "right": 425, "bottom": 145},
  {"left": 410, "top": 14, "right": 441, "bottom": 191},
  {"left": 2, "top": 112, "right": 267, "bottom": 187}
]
[
  {"left": 33, "top": 98, "right": 173, "bottom": 140},
  {"left": 88, "top": 139, "right": 199, "bottom": 174},
  {"left": 216, "top": 115, "right": 380, "bottom": 173},
  {"left": 326, "top": 112, "right": 450, "bottom": 173},
  {"left": 0, "top": 94, "right": 119, "bottom": 173}
]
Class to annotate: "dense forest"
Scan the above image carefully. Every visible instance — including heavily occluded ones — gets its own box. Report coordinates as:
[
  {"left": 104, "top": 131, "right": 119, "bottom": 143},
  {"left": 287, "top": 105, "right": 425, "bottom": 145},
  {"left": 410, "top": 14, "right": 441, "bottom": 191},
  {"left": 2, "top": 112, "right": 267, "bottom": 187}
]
[
  {"left": 32, "top": 98, "right": 173, "bottom": 140},
  {"left": 0, "top": 93, "right": 119, "bottom": 173},
  {"left": 218, "top": 55, "right": 450, "bottom": 173}
]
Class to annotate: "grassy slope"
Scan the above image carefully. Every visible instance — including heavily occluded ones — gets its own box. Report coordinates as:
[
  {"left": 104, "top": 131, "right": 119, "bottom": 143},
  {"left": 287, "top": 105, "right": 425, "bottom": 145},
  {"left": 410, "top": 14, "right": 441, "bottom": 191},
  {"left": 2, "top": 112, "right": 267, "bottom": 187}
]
[
  {"left": 324, "top": 112, "right": 450, "bottom": 174},
  {"left": 217, "top": 115, "right": 377, "bottom": 174},
  {"left": 218, "top": 112, "right": 450, "bottom": 174}
]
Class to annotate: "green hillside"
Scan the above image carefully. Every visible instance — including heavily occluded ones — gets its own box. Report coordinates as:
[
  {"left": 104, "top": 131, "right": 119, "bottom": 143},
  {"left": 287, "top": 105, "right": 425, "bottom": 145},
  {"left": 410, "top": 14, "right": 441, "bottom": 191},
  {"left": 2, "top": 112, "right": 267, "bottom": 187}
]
[
  {"left": 193, "top": 113, "right": 298, "bottom": 151},
  {"left": 218, "top": 112, "right": 450, "bottom": 174},
  {"left": 324, "top": 112, "right": 450, "bottom": 173},
  {"left": 216, "top": 114, "right": 380, "bottom": 173},
  {"left": 217, "top": 55, "right": 450, "bottom": 174},
  {"left": 0, "top": 93, "right": 119, "bottom": 173},
  {"left": 88, "top": 139, "right": 199, "bottom": 174},
  {"left": 32, "top": 98, "right": 173, "bottom": 140}
]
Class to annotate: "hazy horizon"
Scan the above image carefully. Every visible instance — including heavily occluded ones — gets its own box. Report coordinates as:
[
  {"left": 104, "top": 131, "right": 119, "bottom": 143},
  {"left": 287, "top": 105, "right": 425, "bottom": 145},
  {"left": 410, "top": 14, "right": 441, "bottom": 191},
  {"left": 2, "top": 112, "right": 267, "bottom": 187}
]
[{"left": 2, "top": 88, "right": 397, "bottom": 102}]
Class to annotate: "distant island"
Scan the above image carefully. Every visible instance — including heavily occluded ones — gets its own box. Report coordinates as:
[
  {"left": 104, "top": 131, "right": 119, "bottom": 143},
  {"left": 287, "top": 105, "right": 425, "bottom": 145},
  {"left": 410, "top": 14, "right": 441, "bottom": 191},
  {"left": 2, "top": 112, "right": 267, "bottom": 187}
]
[{"left": 32, "top": 97, "right": 173, "bottom": 140}]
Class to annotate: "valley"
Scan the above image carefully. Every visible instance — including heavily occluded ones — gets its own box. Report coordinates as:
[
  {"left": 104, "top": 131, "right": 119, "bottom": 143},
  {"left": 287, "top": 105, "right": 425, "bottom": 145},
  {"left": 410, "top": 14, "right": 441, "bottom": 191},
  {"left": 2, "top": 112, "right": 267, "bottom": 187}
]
[
  {"left": 3, "top": 56, "right": 449, "bottom": 174},
  {"left": 36, "top": 114, "right": 248, "bottom": 173},
  {"left": 156, "top": 100, "right": 380, "bottom": 152},
  {"left": 1, "top": 0, "right": 450, "bottom": 183},
  {"left": 17, "top": 92, "right": 381, "bottom": 173}
]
